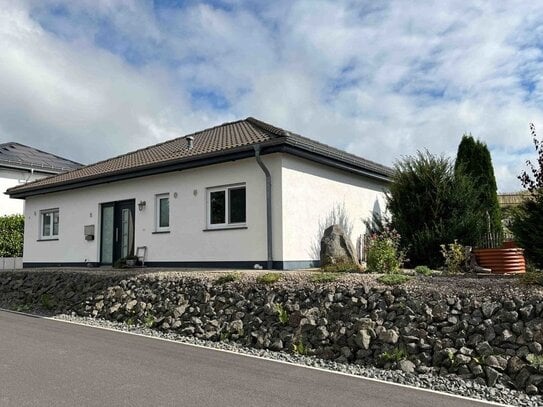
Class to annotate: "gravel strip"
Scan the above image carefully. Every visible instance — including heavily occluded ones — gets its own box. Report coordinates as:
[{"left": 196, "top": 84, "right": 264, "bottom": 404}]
[{"left": 51, "top": 313, "right": 541, "bottom": 407}]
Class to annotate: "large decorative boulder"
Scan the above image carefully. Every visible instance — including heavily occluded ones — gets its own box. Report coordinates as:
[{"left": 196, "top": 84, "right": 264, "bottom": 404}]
[{"left": 320, "top": 225, "right": 359, "bottom": 267}]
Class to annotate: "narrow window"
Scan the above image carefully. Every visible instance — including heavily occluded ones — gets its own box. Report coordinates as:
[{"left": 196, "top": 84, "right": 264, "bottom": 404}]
[
  {"left": 41, "top": 209, "right": 59, "bottom": 239},
  {"left": 207, "top": 184, "right": 246, "bottom": 228},
  {"left": 155, "top": 194, "right": 170, "bottom": 231}
]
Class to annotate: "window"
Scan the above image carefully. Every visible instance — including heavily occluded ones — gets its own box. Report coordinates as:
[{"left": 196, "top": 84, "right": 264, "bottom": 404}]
[
  {"left": 41, "top": 209, "right": 59, "bottom": 239},
  {"left": 207, "top": 185, "right": 246, "bottom": 228},
  {"left": 155, "top": 194, "right": 170, "bottom": 231}
]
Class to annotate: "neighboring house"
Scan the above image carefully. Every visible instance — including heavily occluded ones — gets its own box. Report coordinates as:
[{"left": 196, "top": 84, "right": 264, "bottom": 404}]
[
  {"left": 7, "top": 118, "right": 391, "bottom": 270},
  {"left": 0, "top": 142, "right": 82, "bottom": 216}
]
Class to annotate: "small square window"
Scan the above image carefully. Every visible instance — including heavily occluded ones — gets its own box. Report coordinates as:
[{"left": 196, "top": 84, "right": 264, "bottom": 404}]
[
  {"left": 41, "top": 209, "right": 59, "bottom": 239},
  {"left": 207, "top": 184, "right": 246, "bottom": 228},
  {"left": 155, "top": 194, "right": 170, "bottom": 231}
]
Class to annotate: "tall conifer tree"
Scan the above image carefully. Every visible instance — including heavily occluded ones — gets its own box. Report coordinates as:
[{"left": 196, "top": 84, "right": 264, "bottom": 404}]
[{"left": 455, "top": 134, "right": 501, "bottom": 235}]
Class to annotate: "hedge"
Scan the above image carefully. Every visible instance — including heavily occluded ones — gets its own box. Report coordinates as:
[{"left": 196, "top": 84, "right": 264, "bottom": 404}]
[{"left": 0, "top": 214, "right": 24, "bottom": 257}]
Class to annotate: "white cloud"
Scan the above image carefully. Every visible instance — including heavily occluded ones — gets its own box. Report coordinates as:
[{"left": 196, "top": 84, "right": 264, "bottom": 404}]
[{"left": 1, "top": 0, "right": 543, "bottom": 192}]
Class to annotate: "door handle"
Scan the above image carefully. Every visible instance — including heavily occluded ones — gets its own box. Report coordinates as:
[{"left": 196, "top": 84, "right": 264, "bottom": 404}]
[{"left": 115, "top": 228, "right": 119, "bottom": 242}]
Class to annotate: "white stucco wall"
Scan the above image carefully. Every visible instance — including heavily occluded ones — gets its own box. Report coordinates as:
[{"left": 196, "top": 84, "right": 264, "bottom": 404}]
[
  {"left": 0, "top": 168, "right": 51, "bottom": 216},
  {"left": 280, "top": 155, "right": 388, "bottom": 264},
  {"left": 22, "top": 155, "right": 283, "bottom": 265}
]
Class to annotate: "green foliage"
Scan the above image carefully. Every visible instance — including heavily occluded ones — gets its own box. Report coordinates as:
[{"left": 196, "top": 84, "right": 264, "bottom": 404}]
[
  {"left": 380, "top": 346, "right": 407, "bottom": 362},
  {"left": 377, "top": 274, "right": 410, "bottom": 286},
  {"left": 143, "top": 314, "right": 155, "bottom": 328},
  {"left": 40, "top": 293, "right": 57, "bottom": 310},
  {"left": 511, "top": 124, "right": 543, "bottom": 268},
  {"left": 519, "top": 271, "right": 543, "bottom": 286},
  {"left": 440, "top": 240, "right": 467, "bottom": 274},
  {"left": 414, "top": 265, "right": 432, "bottom": 276},
  {"left": 125, "top": 317, "right": 135, "bottom": 326},
  {"left": 387, "top": 151, "right": 484, "bottom": 268},
  {"left": 321, "top": 262, "right": 362, "bottom": 273},
  {"left": 292, "top": 340, "right": 307, "bottom": 355},
  {"left": 527, "top": 354, "right": 543, "bottom": 367},
  {"left": 455, "top": 134, "right": 501, "bottom": 235},
  {"left": 256, "top": 272, "right": 282, "bottom": 284},
  {"left": 214, "top": 273, "right": 240, "bottom": 285},
  {"left": 519, "top": 124, "right": 543, "bottom": 192},
  {"left": 510, "top": 192, "right": 543, "bottom": 269},
  {"left": 310, "top": 272, "right": 339, "bottom": 283},
  {"left": 15, "top": 304, "right": 32, "bottom": 312},
  {"left": 0, "top": 214, "right": 24, "bottom": 257},
  {"left": 366, "top": 227, "right": 405, "bottom": 274},
  {"left": 274, "top": 304, "right": 289, "bottom": 325}
]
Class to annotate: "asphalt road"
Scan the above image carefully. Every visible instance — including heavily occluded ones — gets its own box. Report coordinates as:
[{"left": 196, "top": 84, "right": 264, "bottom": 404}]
[{"left": 0, "top": 310, "right": 499, "bottom": 407}]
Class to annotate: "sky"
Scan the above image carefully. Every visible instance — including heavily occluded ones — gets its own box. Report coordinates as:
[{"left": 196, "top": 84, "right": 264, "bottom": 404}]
[{"left": 1, "top": 0, "right": 543, "bottom": 192}]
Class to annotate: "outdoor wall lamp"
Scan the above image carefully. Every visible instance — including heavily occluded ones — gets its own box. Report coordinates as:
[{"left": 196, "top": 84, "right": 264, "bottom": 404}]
[{"left": 138, "top": 200, "right": 146, "bottom": 211}]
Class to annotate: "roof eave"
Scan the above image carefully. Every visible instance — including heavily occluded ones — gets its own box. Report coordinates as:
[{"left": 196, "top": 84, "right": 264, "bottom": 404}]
[{"left": 8, "top": 139, "right": 390, "bottom": 199}]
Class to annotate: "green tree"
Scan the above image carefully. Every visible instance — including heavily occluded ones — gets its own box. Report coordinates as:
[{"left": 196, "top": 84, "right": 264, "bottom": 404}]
[
  {"left": 0, "top": 214, "right": 24, "bottom": 257},
  {"left": 511, "top": 124, "right": 543, "bottom": 268},
  {"left": 388, "top": 151, "right": 484, "bottom": 268},
  {"left": 454, "top": 133, "right": 501, "bottom": 235}
]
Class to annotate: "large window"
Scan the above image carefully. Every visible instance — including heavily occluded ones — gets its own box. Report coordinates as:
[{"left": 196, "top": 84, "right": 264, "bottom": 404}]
[
  {"left": 207, "top": 185, "right": 246, "bottom": 228},
  {"left": 41, "top": 209, "right": 59, "bottom": 239},
  {"left": 155, "top": 194, "right": 170, "bottom": 232}
]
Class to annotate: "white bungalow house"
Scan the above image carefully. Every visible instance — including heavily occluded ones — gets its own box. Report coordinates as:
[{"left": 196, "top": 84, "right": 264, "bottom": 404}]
[
  {"left": 7, "top": 118, "right": 391, "bottom": 270},
  {"left": 0, "top": 142, "right": 82, "bottom": 216}
]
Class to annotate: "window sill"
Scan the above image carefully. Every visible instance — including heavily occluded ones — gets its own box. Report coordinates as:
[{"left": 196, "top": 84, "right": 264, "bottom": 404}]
[
  {"left": 203, "top": 226, "right": 248, "bottom": 232},
  {"left": 37, "top": 238, "right": 59, "bottom": 242},
  {"left": 152, "top": 230, "right": 171, "bottom": 234}
]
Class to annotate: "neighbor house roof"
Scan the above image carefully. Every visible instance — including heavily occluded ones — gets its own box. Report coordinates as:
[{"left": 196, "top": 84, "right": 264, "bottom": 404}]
[
  {"left": 7, "top": 117, "right": 392, "bottom": 198},
  {"left": 0, "top": 142, "right": 82, "bottom": 174},
  {"left": 498, "top": 191, "right": 531, "bottom": 208}
]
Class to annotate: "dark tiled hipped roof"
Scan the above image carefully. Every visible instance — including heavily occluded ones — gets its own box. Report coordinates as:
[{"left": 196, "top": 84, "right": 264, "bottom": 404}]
[
  {"left": 0, "top": 142, "right": 81, "bottom": 173},
  {"left": 7, "top": 117, "right": 392, "bottom": 197}
]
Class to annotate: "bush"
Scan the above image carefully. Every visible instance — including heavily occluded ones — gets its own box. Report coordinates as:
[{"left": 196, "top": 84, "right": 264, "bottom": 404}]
[
  {"left": 387, "top": 151, "right": 483, "bottom": 268},
  {"left": 0, "top": 214, "right": 24, "bottom": 257},
  {"left": 310, "top": 272, "right": 339, "bottom": 283},
  {"left": 321, "top": 262, "right": 362, "bottom": 273},
  {"left": 511, "top": 124, "right": 543, "bottom": 268},
  {"left": 214, "top": 273, "right": 240, "bottom": 285},
  {"left": 366, "top": 227, "right": 405, "bottom": 273},
  {"left": 414, "top": 265, "right": 432, "bottom": 276},
  {"left": 256, "top": 272, "right": 281, "bottom": 284},
  {"left": 377, "top": 274, "right": 410, "bottom": 286},
  {"left": 440, "top": 240, "right": 467, "bottom": 274}
]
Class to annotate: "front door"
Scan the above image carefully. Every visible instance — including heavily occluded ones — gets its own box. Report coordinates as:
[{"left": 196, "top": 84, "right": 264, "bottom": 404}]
[{"left": 100, "top": 200, "right": 135, "bottom": 265}]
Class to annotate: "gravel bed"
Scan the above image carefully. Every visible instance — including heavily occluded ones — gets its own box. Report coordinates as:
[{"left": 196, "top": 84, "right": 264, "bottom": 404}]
[{"left": 51, "top": 313, "right": 541, "bottom": 407}]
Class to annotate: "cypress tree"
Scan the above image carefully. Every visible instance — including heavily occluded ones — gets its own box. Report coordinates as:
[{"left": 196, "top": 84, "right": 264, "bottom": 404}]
[{"left": 455, "top": 134, "right": 501, "bottom": 236}]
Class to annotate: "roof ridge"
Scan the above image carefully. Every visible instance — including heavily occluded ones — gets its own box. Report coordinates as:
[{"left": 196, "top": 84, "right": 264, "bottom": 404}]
[
  {"left": 247, "top": 117, "right": 392, "bottom": 173},
  {"left": 245, "top": 117, "right": 289, "bottom": 138}
]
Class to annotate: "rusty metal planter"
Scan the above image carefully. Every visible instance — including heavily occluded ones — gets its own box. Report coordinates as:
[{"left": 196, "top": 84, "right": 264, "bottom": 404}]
[{"left": 473, "top": 247, "right": 526, "bottom": 274}]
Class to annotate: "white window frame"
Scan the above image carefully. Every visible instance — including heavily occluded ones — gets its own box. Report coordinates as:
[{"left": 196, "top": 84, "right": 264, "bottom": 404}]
[
  {"left": 40, "top": 209, "right": 59, "bottom": 240},
  {"left": 155, "top": 193, "right": 170, "bottom": 232},
  {"left": 206, "top": 184, "right": 246, "bottom": 229}
]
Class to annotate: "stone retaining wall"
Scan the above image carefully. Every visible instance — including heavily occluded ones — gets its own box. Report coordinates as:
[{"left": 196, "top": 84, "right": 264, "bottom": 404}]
[{"left": 1, "top": 270, "right": 543, "bottom": 395}]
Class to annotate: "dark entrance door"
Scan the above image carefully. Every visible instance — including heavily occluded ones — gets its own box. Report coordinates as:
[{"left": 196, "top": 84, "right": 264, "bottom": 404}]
[{"left": 100, "top": 200, "right": 135, "bottom": 265}]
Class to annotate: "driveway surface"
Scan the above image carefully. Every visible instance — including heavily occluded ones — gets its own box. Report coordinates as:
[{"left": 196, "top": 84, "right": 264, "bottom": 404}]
[{"left": 0, "top": 310, "right": 500, "bottom": 407}]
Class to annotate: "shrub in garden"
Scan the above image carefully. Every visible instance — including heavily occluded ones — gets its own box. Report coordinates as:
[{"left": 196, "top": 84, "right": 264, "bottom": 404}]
[
  {"left": 510, "top": 124, "right": 543, "bottom": 268},
  {"left": 256, "top": 272, "right": 282, "bottom": 284},
  {"left": 387, "top": 151, "right": 483, "bottom": 268},
  {"left": 366, "top": 227, "right": 405, "bottom": 273},
  {"left": 321, "top": 262, "right": 362, "bottom": 273},
  {"left": 0, "top": 214, "right": 24, "bottom": 257},
  {"left": 440, "top": 240, "right": 467, "bottom": 274}
]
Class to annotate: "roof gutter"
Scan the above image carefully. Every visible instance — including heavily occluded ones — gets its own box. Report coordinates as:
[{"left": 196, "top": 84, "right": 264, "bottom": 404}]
[{"left": 254, "top": 145, "right": 273, "bottom": 270}]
